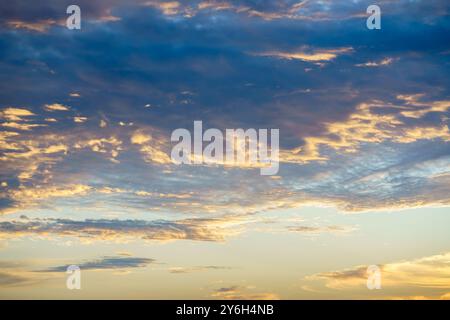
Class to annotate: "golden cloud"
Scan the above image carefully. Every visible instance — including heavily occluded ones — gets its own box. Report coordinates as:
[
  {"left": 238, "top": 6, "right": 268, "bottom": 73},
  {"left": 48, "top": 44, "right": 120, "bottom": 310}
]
[
  {"left": 131, "top": 129, "right": 171, "bottom": 164},
  {"left": 144, "top": 1, "right": 181, "bottom": 15},
  {"left": 211, "top": 285, "right": 280, "bottom": 300},
  {"left": 355, "top": 57, "right": 396, "bottom": 67},
  {"left": 43, "top": 103, "right": 70, "bottom": 112},
  {"left": 0, "top": 215, "right": 247, "bottom": 243},
  {"left": 279, "top": 97, "right": 450, "bottom": 164},
  {"left": 0, "top": 108, "right": 35, "bottom": 121},
  {"left": 306, "top": 252, "right": 450, "bottom": 299},
  {"left": 6, "top": 19, "right": 58, "bottom": 33},
  {"left": 255, "top": 47, "right": 353, "bottom": 63}
]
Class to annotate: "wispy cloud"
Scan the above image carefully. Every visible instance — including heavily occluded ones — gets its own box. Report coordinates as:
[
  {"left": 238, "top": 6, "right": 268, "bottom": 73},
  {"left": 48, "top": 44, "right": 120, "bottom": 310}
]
[
  {"left": 287, "top": 225, "right": 356, "bottom": 235},
  {"left": 254, "top": 47, "right": 353, "bottom": 63},
  {"left": 211, "top": 285, "right": 279, "bottom": 300},
  {"left": 279, "top": 96, "right": 450, "bottom": 164},
  {"left": 306, "top": 252, "right": 450, "bottom": 298},
  {"left": 6, "top": 19, "right": 58, "bottom": 32},
  {"left": 0, "top": 271, "right": 30, "bottom": 287},
  {"left": 169, "top": 266, "right": 232, "bottom": 273},
  {"left": 43, "top": 103, "right": 70, "bottom": 112},
  {"left": 0, "top": 217, "right": 244, "bottom": 242},
  {"left": 355, "top": 57, "right": 397, "bottom": 67},
  {"left": 41, "top": 256, "right": 156, "bottom": 272}
]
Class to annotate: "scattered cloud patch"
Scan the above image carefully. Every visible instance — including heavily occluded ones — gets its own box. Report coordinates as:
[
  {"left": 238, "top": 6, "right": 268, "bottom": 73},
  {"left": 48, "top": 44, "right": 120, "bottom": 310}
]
[{"left": 42, "top": 256, "right": 155, "bottom": 272}]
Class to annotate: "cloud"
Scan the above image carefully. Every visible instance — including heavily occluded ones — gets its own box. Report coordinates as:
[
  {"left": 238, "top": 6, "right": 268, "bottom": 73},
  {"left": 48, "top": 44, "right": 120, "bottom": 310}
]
[
  {"left": 0, "top": 216, "right": 244, "bottom": 242},
  {"left": 211, "top": 285, "right": 279, "bottom": 300},
  {"left": 0, "top": 1, "right": 448, "bottom": 224},
  {"left": 2, "top": 184, "right": 92, "bottom": 213},
  {"left": 397, "top": 94, "right": 450, "bottom": 119},
  {"left": 0, "top": 261, "right": 42, "bottom": 287},
  {"left": 0, "top": 271, "right": 30, "bottom": 287},
  {"left": 287, "top": 225, "right": 356, "bottom": 235},
  {"left": 130, "top": 129, "right": 172, "bottom": 164},
  {"left": 1, "top": 0, "right": 448, "bottom": 37},
  {"left": 387, "top": 293, "right": 450, "bottom": 300},
  {"left": 144, "top": 1, "right": 181, "bottom": 16},
  {"left": 355, "top": 57, "right": 397, "bottom": 67},
  {"left": 439, "top": 292, "right": 450, "bottom": 300},
  {"left": 0, "top": 107, "right": 46, "bottom": 131},
  {"left": 169, "top": 266, "right": 231, "bottom": 273},
  {"left": 309, "top": 266, "right": 368, "bottom": 286},
  {"left": 0, "top": 115, "right": 125, "bottom": 189},
  {"left": 42, "top": 256, "right": 155, "bottom": 272},
  {"left": 73, "top": 136, "right": 122, "bottom": 161},
  {"left": 0, "top": 0, "right": 124, "bottom": 32},
  {"left": 73, "top": 116, "right": 88, "bottom": 123},
  {"left": 197, "top": 1, "right": 232, "bottom": 11},
  {"left": 0, "top": 108, "right": 35, "bottom": 121},
  {"left": 130, "top": 130, "right": 152, "bottom": 144},
  {"left": 279, "top": 97, "right": 450, "bottom": 164},
  {"left": 307, "top": 252, "right": 450, "bottom": 297},
  {"left": 255, "top": 47, "right": 353, "bottom": 63},
  {"left": 1, "top": 122, "right": 47, "bottom": 131},
  {"left": 6, "top": 19, "right": 58, "bottom": 32},
  {"left": 140, "top": 0, "right": 425, "bottom": 22},
  {"left": 43, "top": 103, "right": 70, "bottom": 112}
]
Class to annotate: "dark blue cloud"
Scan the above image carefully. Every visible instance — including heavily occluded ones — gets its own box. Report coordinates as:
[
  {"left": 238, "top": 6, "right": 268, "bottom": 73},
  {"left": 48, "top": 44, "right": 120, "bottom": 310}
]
[{"left": 0, "top": 0, "right": 449, "bottom": 217}]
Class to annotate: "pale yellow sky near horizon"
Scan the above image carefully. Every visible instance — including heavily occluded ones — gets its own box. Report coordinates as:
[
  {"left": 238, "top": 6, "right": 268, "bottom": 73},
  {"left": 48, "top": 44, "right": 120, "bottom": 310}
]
[{"left": 1, "top": 205, "right": 449, "bottom": 300}]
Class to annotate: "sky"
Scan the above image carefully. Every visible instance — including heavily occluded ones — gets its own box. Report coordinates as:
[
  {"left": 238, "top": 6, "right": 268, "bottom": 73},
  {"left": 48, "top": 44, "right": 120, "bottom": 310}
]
[{"left": 0, "top": 0, "right": 449, "bottom": 299}]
